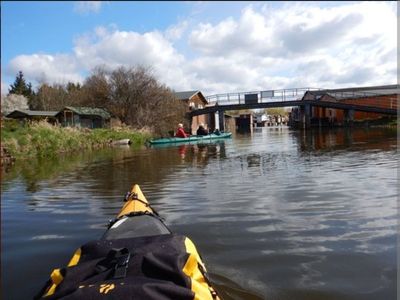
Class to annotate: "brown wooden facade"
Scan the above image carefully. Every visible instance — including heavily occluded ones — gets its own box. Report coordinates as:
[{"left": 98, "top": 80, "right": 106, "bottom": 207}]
[
  {"left": 55, "top": 107, "right": 111, "bottom": 129},
  {"left": 310, "top": 95, "right": 396, "bottom": 124},
  {"left": 302, "top": 87, "right": 398, "bottom": 125}
]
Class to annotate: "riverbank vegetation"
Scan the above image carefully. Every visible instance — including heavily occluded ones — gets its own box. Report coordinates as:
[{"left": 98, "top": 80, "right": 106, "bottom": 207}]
[
  {"left": 264, "top": 107, "right": 289, "bottom": 116},
  {"left": 1, "top": 65, "right": 190, "bottom": 161},
  {"left": 2, "top": 66, "right": 187, "bottom": 137},
  {"left": 1, "top": 119, "right": 151, "bottom": 159}
]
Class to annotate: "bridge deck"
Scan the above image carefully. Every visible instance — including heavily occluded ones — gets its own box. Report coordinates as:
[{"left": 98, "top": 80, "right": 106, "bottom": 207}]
[{"left": 190, "top": 87, "right": 398, "bottom": 117}]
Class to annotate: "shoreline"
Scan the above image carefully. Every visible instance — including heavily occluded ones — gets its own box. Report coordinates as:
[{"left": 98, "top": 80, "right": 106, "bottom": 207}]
[{"left": 1, "top": 120, "right": 152, "bottom": 164}]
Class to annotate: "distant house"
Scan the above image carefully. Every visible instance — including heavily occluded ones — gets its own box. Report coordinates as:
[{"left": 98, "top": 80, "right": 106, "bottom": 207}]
[
  {"left": 56, "top": 106, "right": 111, "bottom": 128},
  {"left": 174, "top": 91, "right": 208, "bottom": 110},
  {"left": 6, "top": 110, "right": 58, "bottom": 124},
  {"left": 174, "top": 91, "right": 209, "bottom": 134}
]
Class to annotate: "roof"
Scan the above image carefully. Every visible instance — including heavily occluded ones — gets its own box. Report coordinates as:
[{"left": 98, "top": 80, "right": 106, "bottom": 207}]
[
  {"left": 6, "top": 110, "right": 58, "bottom": 118},
  {"left": 174, "top": 91, "right": 200, "bottom": 100},
  {"left": 322, "top": 84, "right": 398, "bottom": 94},
  {"left": 307, "top": 84, "right": 399, "bottom": 100},
  {"left": 61, "top": 106, "right": 111, "bottom": 119}
]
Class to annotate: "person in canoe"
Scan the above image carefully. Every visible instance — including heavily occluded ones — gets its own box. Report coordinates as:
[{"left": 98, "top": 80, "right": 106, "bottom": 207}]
[
  {"left": 175, "top": 123, "right": 190, "bottom": 138},
  {"left": 196, "top": 123, "right": 208, "bottom": 136}
]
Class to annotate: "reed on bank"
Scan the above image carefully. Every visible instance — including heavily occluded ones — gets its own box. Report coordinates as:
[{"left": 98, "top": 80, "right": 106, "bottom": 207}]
[{"left": 1, "top": 119, "right": 152, "bottom": 158}]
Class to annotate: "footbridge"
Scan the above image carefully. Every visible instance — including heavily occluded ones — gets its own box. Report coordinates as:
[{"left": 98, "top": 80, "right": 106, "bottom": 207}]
[{"left": 189, "top": 87, "right": 398, "bottom": 129}]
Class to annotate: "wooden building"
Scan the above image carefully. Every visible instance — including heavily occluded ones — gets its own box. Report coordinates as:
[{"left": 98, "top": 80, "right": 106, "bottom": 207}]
[
  {"left": 299, "top": 84, "right": 398, "bottom": 126},
  {"left": 6, "top": 110, "right": 58, "bottom": 124},
  {"left": 174, "top": 91, "right": 209, "bottom": 134},
  {"left": 56, "top": 106, "right": 111, "bottom": 129}
]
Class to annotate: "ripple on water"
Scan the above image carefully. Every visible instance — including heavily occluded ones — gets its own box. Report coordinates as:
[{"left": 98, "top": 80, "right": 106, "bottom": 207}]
[{"left": 1, "top": 127, "right": 397, "bottom": 300}]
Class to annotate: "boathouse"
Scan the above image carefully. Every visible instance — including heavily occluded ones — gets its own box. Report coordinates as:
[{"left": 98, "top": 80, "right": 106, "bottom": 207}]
[
  {"left": 291, "top": 84, "right": 398, "bottom": 127},
  {"left": 56, "top": 106, "right": 111, "bottom": 128}
]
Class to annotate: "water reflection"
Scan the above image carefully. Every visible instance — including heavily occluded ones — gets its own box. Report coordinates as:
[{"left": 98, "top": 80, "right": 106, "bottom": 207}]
[
  {"left": 296, "top": 127, "right": 397, "bottom": 152},
  {"left": 1, "top": 127, "right": 397, "bottom": 300}
]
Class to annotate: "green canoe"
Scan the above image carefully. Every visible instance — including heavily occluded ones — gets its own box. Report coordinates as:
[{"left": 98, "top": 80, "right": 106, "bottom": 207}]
[{"left": 149, "top": 132, "right": 232, "bottom": 145}]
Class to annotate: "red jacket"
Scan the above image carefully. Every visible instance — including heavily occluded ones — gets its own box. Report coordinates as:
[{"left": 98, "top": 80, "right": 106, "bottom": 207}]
[{"left": 175, "top": 127, "right": 188, "bottom": 138}]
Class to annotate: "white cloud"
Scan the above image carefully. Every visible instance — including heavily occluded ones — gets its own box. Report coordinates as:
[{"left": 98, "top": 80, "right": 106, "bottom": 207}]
[
  {"left": 74, "top": 28, "right": 183, "bottom": 69},
  {"left": 74, "top": 1, "right": 103, "bottom": 14},
  {"left": 7, "top": 54, "right": 83, "bottom": 85},
  {"left": 190, "top": 2, "right": 395, "bottom": 59},
  {"left": 5, "top": 2, "right": 397, "bottom": 96},
  {"left": 6, "top": 26, "right": 189, "bottom": 91},
  {"left": 166, "top": 21, "right": 189, "bottom": 40},
  {"left": 73, "top": 27, "right": 188, "bottom": 89},
  {"left": 188, "top": 2, "right": 396, "bottom": 90}
]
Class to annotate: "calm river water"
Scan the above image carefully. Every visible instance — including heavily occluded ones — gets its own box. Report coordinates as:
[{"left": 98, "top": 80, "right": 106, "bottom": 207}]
[{"left": 1, "top": 126, "right": 398, "bottom": 300}]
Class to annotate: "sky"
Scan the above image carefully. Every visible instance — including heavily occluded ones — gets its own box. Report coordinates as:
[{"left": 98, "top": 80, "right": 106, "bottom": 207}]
[{"left": 1, "top": 1, "right": 397, "bottom": 96}]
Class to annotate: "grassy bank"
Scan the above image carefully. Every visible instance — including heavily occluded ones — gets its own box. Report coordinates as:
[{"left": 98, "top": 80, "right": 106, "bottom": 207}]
[{"left": 1, "top": 119, "right": 152, "bottom": 159}]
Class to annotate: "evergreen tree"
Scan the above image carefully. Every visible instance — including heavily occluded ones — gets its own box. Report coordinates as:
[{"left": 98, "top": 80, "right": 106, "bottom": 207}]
[
  {"left": 9, "top": 71, "right": 34, "bottom": 98},
  {"left": 66, "top": 82, "right": 81, "bottom": 92}
]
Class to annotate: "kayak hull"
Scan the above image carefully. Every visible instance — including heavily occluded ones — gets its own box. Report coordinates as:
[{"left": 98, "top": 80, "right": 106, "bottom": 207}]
[{"left": 149, "top": 132, "right": 232, "bottom": 145}]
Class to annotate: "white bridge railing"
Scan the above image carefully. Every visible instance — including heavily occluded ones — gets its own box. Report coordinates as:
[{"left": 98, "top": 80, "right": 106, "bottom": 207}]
[
  {"left": 204, "top": 88, "right": 319, "bottom": 106},
  {"left": 204, "top": 87, "right": 398, "bottom": 108}
]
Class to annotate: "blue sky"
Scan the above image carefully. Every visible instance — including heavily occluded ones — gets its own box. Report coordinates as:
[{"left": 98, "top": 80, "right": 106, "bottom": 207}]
[
  {"left": 1, "top": 1, "right": 397, "bottom": 95},
  {"left": 2, "top": 1, "right": 262, "bottom": 62},
  {"left": 2, "top": 2, "right": 186, "bottom": 62}
]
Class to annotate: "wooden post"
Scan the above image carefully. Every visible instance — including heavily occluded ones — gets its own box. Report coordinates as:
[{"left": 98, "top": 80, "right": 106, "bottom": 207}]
[
  {"left": 189, "top": 115, "right": 193, "bottom": 134},
  {"left": 300, "top": 103, "right": 311, "bottom": 129},
  {"left": 305, "top": 103, "right": 311, "bottom": 128},
  {"left": 218, "top": 110, "right": 225, "bottom": 132}
]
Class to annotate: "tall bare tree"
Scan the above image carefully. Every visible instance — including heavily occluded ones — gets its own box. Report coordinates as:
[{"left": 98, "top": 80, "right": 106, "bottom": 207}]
[
  {"left": 104, "top": 66, "right": 186, "bottom": 135},
  {"left": 32, "top": 83, "right": 68, "bottom": 110},
  {"left": 83, "top": 66, "right": 110, "bottom": 107}
]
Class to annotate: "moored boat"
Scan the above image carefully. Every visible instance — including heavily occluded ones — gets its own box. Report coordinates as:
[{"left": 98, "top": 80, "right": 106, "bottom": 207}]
[
  {"left": 35, "top": 184, "right": 220, "bottom": 299},
  {"left": 149, "top": 132, "right": 232, "bottom": 145}
]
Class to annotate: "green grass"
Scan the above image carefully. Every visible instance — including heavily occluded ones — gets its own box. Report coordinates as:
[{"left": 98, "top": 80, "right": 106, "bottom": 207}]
[{"left": 1, "top": 119, "right": 152, "bottom": 159}]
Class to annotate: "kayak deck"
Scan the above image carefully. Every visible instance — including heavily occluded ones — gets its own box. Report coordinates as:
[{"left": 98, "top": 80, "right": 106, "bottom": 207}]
[
  {"left": 102, "top": 214, "right": 170, "bottom": 240},
  {"left": 102, "top": 184, "right": 171, "bottom": 240}
]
